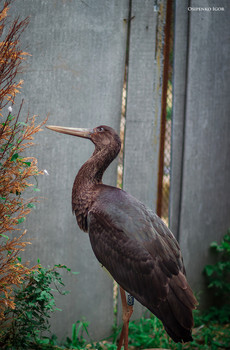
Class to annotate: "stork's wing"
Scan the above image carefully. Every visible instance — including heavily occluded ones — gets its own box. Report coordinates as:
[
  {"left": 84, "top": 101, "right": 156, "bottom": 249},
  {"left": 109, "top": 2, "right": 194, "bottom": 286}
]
[{"left": 88, "top": 186, "right": 197, "bottom": 343}]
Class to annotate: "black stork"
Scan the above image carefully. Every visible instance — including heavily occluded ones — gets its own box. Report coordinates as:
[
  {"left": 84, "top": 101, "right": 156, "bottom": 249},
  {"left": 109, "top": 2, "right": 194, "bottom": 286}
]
[{"left": 46, "top": 124, "right": 197, "bottom": 348}]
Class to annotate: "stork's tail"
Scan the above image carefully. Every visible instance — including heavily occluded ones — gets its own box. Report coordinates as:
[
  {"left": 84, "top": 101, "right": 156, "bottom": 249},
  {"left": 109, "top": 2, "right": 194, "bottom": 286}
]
[{"left": 151, "top": 272, "right": 198, "bottom": 343}]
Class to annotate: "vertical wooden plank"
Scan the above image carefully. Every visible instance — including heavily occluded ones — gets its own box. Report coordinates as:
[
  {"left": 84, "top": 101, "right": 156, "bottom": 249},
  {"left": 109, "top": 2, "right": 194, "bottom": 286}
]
[
  {"left": 169, "top": 0, "right": 189, "bottom": 239},
  {"left": 171, "top": 0, "right": 230, "bottom": 304},
  {"left": 156, "top": 0, "right": 173, "bottom": 218},
  {"left": 123, "top": 0, "right": 166, "bottom": 207},
  {"left": 122, "top": 0, "right": 167, "bottom": 319},
  {"left": 8, "top": 0, "right": 129, "bottom": 340}
]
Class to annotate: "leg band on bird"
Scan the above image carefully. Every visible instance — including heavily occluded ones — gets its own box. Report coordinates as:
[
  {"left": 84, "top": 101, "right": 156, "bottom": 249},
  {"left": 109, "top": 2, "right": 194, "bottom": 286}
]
[
  {"left": 117, "top": 287, "right": 134, "bottom": 350},
  {"left": 127, "top": 294, "right": 134, "bottom": 306}
]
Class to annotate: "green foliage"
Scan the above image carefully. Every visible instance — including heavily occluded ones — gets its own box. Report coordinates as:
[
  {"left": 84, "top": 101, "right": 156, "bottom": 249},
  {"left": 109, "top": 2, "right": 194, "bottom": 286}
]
[
  {"left": 102, "top": 311, "right": 230, "bottom": 350},
  {"left": 203, "top": 229, "right": 230, "bottom": 323},
  {"left": 166, "top": 104, "right": 172, "bottom": 121},
  {"left": 36, "top": 319, "right": 100, "bottom": 350},
  {"left": 127, "top": 314, "right": 170, "bottom": 349},
  {"left": 189, "top": 322, "right": 230, "bottom": 349},
  {"left": 204, "top": 231, "right": 230, "bottom": 296},
  {"left": 166, "top": 80, "right": 172, "bottom": 121},
  {"left": 0, "top": 263, "right": 78, "bottom": 349},
  {"left": 64, "top": 319, "right": 92, "bottom": 349},
  {"left": 202, "top": 306, "right": 230, "bottom": 325}
]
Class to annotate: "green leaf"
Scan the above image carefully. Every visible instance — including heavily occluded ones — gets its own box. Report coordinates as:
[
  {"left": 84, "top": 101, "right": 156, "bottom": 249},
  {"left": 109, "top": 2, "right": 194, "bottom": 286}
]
[
  {"left": 17, "top": 217, "right": 25, "bottom": 224},
  {"left": 55, "top": 307, "right": 62, "bottom": 312},
  {"left": 27, "top": 203, "right": 36, "bottom": 208},
  {"left": 23, "top": 161, "right": 31, "bottom": 167},
  {"left": 72, "top": 323, "right": 77, "bottom": 343},
  {"left": 0, "top": 233, "right": 9, "bottom": 239},
  {"left": 10, "top": 153, "right": 19, "bottom": 161},
  {"left": 33, "top": 188, "right": 40, "bottom": 192},
  {"left": 26, "top": 311, "right": 32, "bottom": 319},
  {"left": 204, "top": 265, "right": 214, "bottom": 276},
  {"left": 17, "top": 121, "right": 28, "bottom": 127},
  {"left": 210, "top": 241, "right": 219, "bottom": 249},
  {"left": 7, "top": 114, "right": 14, "bottom": 121}
]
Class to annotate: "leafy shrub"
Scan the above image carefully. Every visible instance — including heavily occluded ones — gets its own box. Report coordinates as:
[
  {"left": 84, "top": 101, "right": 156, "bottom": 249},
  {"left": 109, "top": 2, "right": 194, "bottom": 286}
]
[
  {"left": 0, "top": 263, "right": 78, "bottom": 349},
  {"left": 0, "top": 0, "right": 48, "bottom": 320},
  {"left": 203, "top": 229, "right": 230, "bottom": 323}
]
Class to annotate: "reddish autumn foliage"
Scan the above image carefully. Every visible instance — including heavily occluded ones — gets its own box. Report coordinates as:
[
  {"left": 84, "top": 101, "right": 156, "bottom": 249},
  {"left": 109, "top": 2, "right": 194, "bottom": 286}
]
[{"left": 0, "top": 1, "right": 46, "bottom": 319}]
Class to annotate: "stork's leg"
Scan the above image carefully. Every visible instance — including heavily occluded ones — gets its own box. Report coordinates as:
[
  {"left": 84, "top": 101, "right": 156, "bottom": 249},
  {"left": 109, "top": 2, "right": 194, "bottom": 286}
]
[{"left": 117, "top": 287, "right": 133, "bottom": 350}]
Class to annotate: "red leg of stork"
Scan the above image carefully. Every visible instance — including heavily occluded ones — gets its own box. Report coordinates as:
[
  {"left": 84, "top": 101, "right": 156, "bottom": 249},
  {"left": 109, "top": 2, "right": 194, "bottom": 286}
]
[{"left": 117, "top": 287, "right": 133, "bottom": 350}]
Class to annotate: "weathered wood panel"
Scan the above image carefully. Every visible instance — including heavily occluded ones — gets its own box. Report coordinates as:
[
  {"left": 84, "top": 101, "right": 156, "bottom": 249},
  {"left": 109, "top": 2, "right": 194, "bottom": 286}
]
[
  {"left": 171, "top": 0, "right": 230, "bottom": 303},
  {"left": 169, "top": 0, "right": 189, "bottom": 240},
  {"left": 9, "top": 0, "right": 129, "bottom": 340},
  {"left": 123, "top": 0, "right": 166, "bottom": 208},
  {"left": 121, "top": 0, "right": 167, "bottom": 319}
]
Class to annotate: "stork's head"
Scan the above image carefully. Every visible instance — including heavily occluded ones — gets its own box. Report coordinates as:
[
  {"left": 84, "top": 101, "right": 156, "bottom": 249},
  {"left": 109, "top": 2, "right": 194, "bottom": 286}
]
[{"left": 46, "top": 124, "right": 121, "bottom": 157}]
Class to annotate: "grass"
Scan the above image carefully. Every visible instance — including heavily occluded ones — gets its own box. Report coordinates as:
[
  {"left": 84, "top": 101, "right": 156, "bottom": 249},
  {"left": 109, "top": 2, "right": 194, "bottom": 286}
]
[{"left": 99, "top": 312, "right": 230, "bottom": 350}]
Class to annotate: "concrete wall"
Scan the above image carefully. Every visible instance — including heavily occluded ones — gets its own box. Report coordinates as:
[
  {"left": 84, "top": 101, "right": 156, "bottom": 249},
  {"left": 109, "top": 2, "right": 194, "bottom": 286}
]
[
  {"left": 170, "top": 0, "right": 230, "bottom": 304},
  {"left": 9, "top": 0, "right": 165, "bottom": 341}
]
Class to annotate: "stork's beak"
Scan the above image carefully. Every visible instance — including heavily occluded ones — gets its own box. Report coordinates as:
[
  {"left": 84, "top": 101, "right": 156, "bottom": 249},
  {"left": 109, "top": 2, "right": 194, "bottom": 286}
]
[{"left": 46, "top": 125, "right": 93, "bottom": 139}]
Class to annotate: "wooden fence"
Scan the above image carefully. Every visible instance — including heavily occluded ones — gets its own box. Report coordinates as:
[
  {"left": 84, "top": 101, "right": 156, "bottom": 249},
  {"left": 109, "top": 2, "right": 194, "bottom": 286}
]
[
  {"left": 171, "top": 0, "right": 230, "bottom": 306},
  {"left": 8, "top": 0, "right": 230, "bottom": 341},
  {"left": 10, "top": 0, "right": 167, "bottom": 340}
]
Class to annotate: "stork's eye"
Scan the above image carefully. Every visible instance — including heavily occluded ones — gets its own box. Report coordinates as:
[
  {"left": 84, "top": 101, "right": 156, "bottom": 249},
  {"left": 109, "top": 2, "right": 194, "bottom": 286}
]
[{"left": 97, "top": 127, "right": 104, "bottom": 132}]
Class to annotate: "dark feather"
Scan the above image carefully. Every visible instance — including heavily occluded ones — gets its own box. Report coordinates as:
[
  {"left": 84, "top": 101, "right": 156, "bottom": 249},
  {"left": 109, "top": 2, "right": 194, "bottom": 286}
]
[{"left": 87, "top": 185, "right": 197, "bottom": 343}]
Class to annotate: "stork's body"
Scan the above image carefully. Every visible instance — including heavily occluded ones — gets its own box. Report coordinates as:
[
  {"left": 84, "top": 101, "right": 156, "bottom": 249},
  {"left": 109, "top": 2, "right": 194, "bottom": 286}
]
[{"left": 47, "top": 124, "right": 197, "bottom": 346}]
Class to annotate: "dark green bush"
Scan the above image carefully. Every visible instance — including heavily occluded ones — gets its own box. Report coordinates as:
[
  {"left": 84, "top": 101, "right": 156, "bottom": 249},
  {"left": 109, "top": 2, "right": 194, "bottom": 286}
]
[
  {"left": 203, "top": 229, "right": 230, "bottom": 323},
  {"left": 0, "top": 263, "right": 78, "bottom": 349}
]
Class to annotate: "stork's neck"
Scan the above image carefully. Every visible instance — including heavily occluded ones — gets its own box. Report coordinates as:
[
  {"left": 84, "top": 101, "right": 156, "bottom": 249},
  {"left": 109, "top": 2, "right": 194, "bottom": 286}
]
[
  {"left": 72, "top": 143, "right": 120, "bottom": 231},
  {"left": 78, "top": 145, "right": 118, "bottom": 185}
]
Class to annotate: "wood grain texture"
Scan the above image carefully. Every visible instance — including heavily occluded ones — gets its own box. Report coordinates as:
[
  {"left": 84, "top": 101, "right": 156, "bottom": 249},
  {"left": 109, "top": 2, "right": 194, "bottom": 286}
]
[
  {"left": 123, "top": 0, "right": 166, "bottom": 214},
  {"left": 122, "top": 0, "right": 167, "bottom": 320},
  {"left": 169, "top": 0, "right": 189, "bottom": 239},
  {"left": 9, "top": 0, "right": 129, "bottom": 340},
  {"left": 171, "top": 0, "right": 230, "bottom": 304}
]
